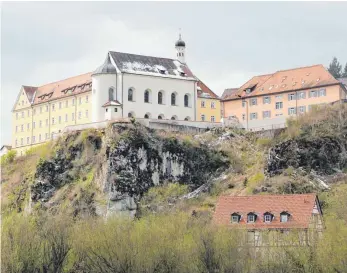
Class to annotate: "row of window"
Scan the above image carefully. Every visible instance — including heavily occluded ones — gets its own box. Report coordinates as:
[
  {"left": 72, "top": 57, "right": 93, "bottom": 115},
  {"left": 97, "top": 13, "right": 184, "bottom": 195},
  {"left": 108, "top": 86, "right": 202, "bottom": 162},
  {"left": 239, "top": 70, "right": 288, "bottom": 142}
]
[
  {"left": 244, "top": 89, "right": 327, "bottom": 107},
  {"left": 200, "top": 100, "right": 216, "bottom": 109},
  {"left": 15, "top": 133, "right": 51, "bottom": 147},
  {"left": 245, "top": 104, "right": 321, "bottom": 120},
  {"left": 15, "top": 96, "right": 89, "bottom": 119},
  {"left": 201, "top": 115, "right": 216, "bottom": 122},
  {"left": 231, "top": 212, "right": 290, "bottom": 223},
  {"left": 127, "top": 88, "right": 192, "bottom": 107},
  {"left": 15, "top": 111, "right": 88, "bottom": 132},
  {"left": 126, "top": 112, "right": 191, "bottom": 121}
]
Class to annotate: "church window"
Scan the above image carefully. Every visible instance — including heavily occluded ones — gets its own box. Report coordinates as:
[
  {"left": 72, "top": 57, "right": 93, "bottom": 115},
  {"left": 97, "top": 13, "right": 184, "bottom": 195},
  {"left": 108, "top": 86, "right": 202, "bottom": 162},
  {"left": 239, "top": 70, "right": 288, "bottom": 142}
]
[
  {"left": 158, "top": 91, "right": 163, "bottom": 104},
  {"left": 109, "top": 88, "right": 115, "bottom": 101},
  {"left": 171, "top": 93, "right": 177, "bottom": 106},
  {"left": 128, "top": 88, "right": 134, "bottom": 101},
  {"left": 144, "top": 114, "right": 149, "bottom": 119},
  {"left": 144, "top": 89, "right": 151, "bottom": 103},
  {"left": 184, "top": 94, "right": 189, "bottom": 107}
]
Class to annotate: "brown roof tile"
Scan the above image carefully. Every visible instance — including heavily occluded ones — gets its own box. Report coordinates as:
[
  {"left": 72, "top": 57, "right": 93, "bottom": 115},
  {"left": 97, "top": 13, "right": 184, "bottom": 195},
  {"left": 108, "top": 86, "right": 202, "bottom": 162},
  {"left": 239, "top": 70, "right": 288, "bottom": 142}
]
[
  {"left": 197, "top": 81, "right": 219, "bottom": 99},
  {"left": 213, "top": 194, "right": 318, "bottom": 229},
  {"left": 33, "top": 72, "right": 92, "bottom": 105},
  {"left": 22, "top": 86, "right": 38, "bottom": 103},
  {"left": 223, "top": 65, "right": 339, "bottom": 101},
  {"left": 221, "top": 88, "right": 239, "bottom": 100}
]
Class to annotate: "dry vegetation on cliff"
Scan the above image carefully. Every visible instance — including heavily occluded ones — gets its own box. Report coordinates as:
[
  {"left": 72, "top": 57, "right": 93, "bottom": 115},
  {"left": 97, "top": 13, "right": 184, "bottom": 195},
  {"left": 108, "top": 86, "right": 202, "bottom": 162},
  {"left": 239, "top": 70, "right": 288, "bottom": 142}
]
[{"left": 1, "top": 104, "right": 347, "bottom": 273}]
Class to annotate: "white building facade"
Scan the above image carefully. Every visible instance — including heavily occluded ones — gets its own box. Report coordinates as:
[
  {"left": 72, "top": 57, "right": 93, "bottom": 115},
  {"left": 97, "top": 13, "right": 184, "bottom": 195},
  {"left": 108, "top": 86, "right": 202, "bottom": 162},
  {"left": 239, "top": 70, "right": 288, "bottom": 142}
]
[{"left": 92, "top": 35, "right": 197, "bottom": 122}]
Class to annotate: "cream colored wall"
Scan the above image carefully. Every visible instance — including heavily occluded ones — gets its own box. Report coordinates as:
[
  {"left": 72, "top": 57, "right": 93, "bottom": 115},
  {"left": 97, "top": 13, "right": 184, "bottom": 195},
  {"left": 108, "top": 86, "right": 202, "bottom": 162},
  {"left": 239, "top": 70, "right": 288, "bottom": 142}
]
[
  {"left": 12, "top": 91, "right": 92, "bottom": 156},
  {"left": 223, "top": 85, "right": 344, "bottom": 128},
  {"left": 197, "top": 98, "right": 221, "bottom": 122}
]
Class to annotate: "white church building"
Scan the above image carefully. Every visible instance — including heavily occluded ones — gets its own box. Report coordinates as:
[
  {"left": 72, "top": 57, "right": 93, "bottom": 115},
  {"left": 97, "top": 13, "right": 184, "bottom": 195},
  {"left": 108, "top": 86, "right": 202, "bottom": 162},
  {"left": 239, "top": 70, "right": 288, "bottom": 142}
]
[
  {"left": 11, "top": 34, "right": 211, "bottom": 155},
  {"left": 92, "top": 34, "right": 198, "bottom": 122}
]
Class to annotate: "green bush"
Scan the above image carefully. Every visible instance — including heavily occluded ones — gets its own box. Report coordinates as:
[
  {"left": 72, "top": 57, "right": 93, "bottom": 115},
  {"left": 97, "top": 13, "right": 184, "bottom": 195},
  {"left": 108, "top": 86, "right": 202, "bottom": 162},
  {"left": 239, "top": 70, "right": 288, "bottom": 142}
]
[{"left": 1, "top": 150, "right": 17, "bottom": 165}]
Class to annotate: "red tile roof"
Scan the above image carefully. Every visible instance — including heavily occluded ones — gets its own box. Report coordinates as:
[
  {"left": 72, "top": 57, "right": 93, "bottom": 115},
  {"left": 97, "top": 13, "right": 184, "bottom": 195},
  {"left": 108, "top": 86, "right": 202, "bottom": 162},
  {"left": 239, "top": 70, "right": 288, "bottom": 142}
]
[
  {"left": 32, "top": 72, "right": 92, "bottom": 105},
  {"left": 213, "top": 194, "right": 319, "bottom": 229},
  {"left": 223, "top": 65, "right": 340, "bottom": 101},
  {"left": 197, "top": 81, "right": 219, "bottom": 99},
  {"left": 23, "top": 86, "right": 38, "bottom": 103}
]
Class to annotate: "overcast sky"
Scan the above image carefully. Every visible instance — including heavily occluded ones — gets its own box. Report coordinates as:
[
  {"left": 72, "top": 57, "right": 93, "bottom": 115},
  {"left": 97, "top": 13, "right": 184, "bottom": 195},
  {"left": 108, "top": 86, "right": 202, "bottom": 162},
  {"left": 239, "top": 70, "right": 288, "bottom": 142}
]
[{"left": 1, "top": 1, "right": 347, "bottom": 146}]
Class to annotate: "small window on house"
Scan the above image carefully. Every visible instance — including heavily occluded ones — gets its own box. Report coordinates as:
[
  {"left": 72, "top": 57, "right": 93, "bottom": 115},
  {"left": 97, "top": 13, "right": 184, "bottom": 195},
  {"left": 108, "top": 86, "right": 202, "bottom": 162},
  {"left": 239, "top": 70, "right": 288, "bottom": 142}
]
[
  {"left": 40, "top": 107, "right": 42, "bottom": 113},
  {"left": 250, "top": 113, "right": 257, "bottom": 120},
  {"left": 250, "top": 98, "right": 257, "bottom": 106},
  {"left": 231, "top": 213, "right": 240, "bottom": 223},
  {"left": 288, "top": 93, "right": 296, "bottom": 101},
  {"left": 242, "top": 100, "right": 246, "bottom": 108},
  {"left": 46, "top": 119, "right": 48, "bottom": 126},
  {"left": 85, "top": 110, "right": 88, "bottom": 117},
  {"left": 16, "top": 113, "right": 18, "bottom": 120},
  {"left": 128, "top": 112, "right": 133, "bottom": 118},
  {"left": 201, "top": 114, "right": 206, "bottom": 121},
  {"left": 114, "top": 108, "right": 118, "bottom": 112},
  {"left": 211, "top": 116, "right": 215, "bottom": 122},
  {"left": 242, "top": 114, "right": 246, "bottom": 121},
  {"left": 72, "top": 99, "right": 75, "bottom": 106},
  {"left": 298, "top": 92, "right": 306, "bottom": 100},
  {"left": 72, "top": 113, "right": 75, "bottom": 121},
  {"left": 144, "top": 114, "right": 149, "bottom": 119},
  {"left": 39, "top": 120, "right": 42, "bottom": 127},
  {"left": 78, "top": 111, "right": 82, "bottom": 119},
  {"left": 105, "top": 108, "right": 108, "bottom": 112},
  {"left": 264, "top": 212, "right": 273, "bottom": 223},
  {"left": 86, "top": 96, "right": 89, "bottom": 103},
  {"left": 263, "top": 96, "right": 271, "bottom": 104},
  {"left": 201, "top": 101, "right": 205, "bottom": 108},
  {"left": 275, "top": 102, "right": 283, "bottom": 109},
  {"left": 288, "top": 107, "right": 296, "bottom": 115},
  {"left": 211, "top": 101, "right": 216, "bottom": 109},
  {"left": 65, "top": 114, "right": 68, "bottom": 122},
  {"left": 52, "top": 104, "right": 55, "bottom": 111},
  {"left": 46, "top": 105, "right": 49, "bottom": 112},
  {"left": 280, "top": 212, "right": 290, "bottom": 222},
  {"left": 59, "top": 116, "right": 61, "bottom": 124},
  {"left": 247, "top": 213, "right": 256, "bottom": 223}
]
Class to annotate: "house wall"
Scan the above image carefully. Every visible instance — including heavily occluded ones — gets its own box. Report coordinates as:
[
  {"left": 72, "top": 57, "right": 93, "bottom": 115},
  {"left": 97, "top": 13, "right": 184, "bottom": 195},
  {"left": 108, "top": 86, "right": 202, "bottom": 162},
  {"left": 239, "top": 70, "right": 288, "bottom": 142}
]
[
  {"left": 122, "top": 73, "right": 196, "bottom": 121},
  {"left": 223, "top": 84, "right": 345, "bottom": 131},
  {"left": 12, "top": 91, "right": 92, "bottom": 156},
  {"left": 197, "top": 97, "right": 222, "bottom": 122}
]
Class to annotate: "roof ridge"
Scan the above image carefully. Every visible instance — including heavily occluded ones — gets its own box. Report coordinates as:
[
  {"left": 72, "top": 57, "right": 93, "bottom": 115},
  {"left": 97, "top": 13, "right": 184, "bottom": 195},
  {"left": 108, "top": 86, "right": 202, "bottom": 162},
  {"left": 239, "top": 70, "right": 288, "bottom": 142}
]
[
  {"left": 110, "top": 51, "right": 179, "bottom": 63},
  {"left": 37, "top": 72, "right": 92, "bottom": 89},
  {"left": 220, "top": 193, "right": 316, "bottom": 198},
  {"left": 276, "top": 64, "right": 323, "bottom": 73}
]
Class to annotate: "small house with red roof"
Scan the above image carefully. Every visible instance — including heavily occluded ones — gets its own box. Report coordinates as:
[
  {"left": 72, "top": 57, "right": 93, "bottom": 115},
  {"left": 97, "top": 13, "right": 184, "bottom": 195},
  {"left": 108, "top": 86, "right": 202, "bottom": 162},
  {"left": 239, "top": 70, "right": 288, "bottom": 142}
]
[{"left": 213, "top": 194, "right": 323, "bottom": 246}]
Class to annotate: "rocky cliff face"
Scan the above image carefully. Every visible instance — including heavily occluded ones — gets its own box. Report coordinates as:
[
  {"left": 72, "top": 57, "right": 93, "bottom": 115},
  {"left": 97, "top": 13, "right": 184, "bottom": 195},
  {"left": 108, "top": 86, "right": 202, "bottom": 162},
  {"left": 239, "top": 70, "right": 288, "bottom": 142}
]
[
  {"left": 266, "top": 136, "right": 347, "bottom": 177},
  {"left": 31, "top": 124, "right": 229, "bottom": 217},
  {"left": 104, "top": 124, "right": 229, "bottom": 216}
]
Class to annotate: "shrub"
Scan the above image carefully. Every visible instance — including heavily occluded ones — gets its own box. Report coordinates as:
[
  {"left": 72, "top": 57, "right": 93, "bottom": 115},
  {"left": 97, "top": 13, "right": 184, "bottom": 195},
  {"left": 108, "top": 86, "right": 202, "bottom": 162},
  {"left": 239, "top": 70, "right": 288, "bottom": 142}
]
[{"left": 1, "top": 150, "right": 17, "bottom": 165}]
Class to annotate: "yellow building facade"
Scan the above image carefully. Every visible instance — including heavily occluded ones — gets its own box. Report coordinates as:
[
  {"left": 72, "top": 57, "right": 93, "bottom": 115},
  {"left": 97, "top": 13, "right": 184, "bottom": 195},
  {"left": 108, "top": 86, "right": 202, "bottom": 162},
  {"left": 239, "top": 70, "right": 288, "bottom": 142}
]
[
  {"left": 12, "top": 73, "right": 92, "bottom": 156},
  {"left": 196, "top": 81, "right": 221, "bottom": 122}
]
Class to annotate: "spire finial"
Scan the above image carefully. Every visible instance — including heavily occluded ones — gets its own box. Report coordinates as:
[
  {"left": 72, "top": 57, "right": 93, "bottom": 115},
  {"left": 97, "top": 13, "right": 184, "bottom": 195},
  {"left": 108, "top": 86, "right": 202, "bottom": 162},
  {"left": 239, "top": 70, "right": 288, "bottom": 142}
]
[{"left": 179, "top": 28, "right": 182, "bottom": 40}]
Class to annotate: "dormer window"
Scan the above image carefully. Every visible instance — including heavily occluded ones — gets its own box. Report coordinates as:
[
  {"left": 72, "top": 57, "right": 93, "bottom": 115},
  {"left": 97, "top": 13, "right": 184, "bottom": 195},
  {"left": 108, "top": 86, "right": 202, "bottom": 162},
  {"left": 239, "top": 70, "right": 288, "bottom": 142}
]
[
  {"left": 264, "top": 212, "right": 273, "bottom": 223},
  {"left": 231, "top": 213, "right": 241, "bottom": 223},
  {"left": 247, "top": 212, "right": 257, "bottom": 223},
  {"left": 280, "top": 211, "right": 290, "bottom": 222}
]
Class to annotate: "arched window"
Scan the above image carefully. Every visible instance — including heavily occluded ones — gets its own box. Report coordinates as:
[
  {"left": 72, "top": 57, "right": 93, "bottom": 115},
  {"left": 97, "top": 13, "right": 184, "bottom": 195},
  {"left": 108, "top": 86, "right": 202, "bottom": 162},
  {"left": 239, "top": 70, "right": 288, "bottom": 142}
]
[
  {"left": 158, "top": 91, "right": 163, "bottom": 104},
  {"left": 128, "top": 88, "right": 134, "bottom": 101},
  {"left": 144, "top": 89, "right": 151, "bottom": 103},
  {"left": 109, "top": 88, "right": 115, "bottom": 101},
  {"left": 144, "top": 114, "right": 149, "bottom": 119},
  {"left": 171, "top": 93, "right": 176, "bottom": 106},
  {"left": 184, "top": 94, "right": 189, "bottom": 107},
  {"left": 184, "top": 116, "right": 191, "bottom": 121},
  {"left": 128, "top": 112, "right": 135, "bottom": 118},
  {"left": 171, "top": 115, "right": 177, "bottom": 120},
  {"left": 158, "top": 115, "right": 162, "bottom": 119}
]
